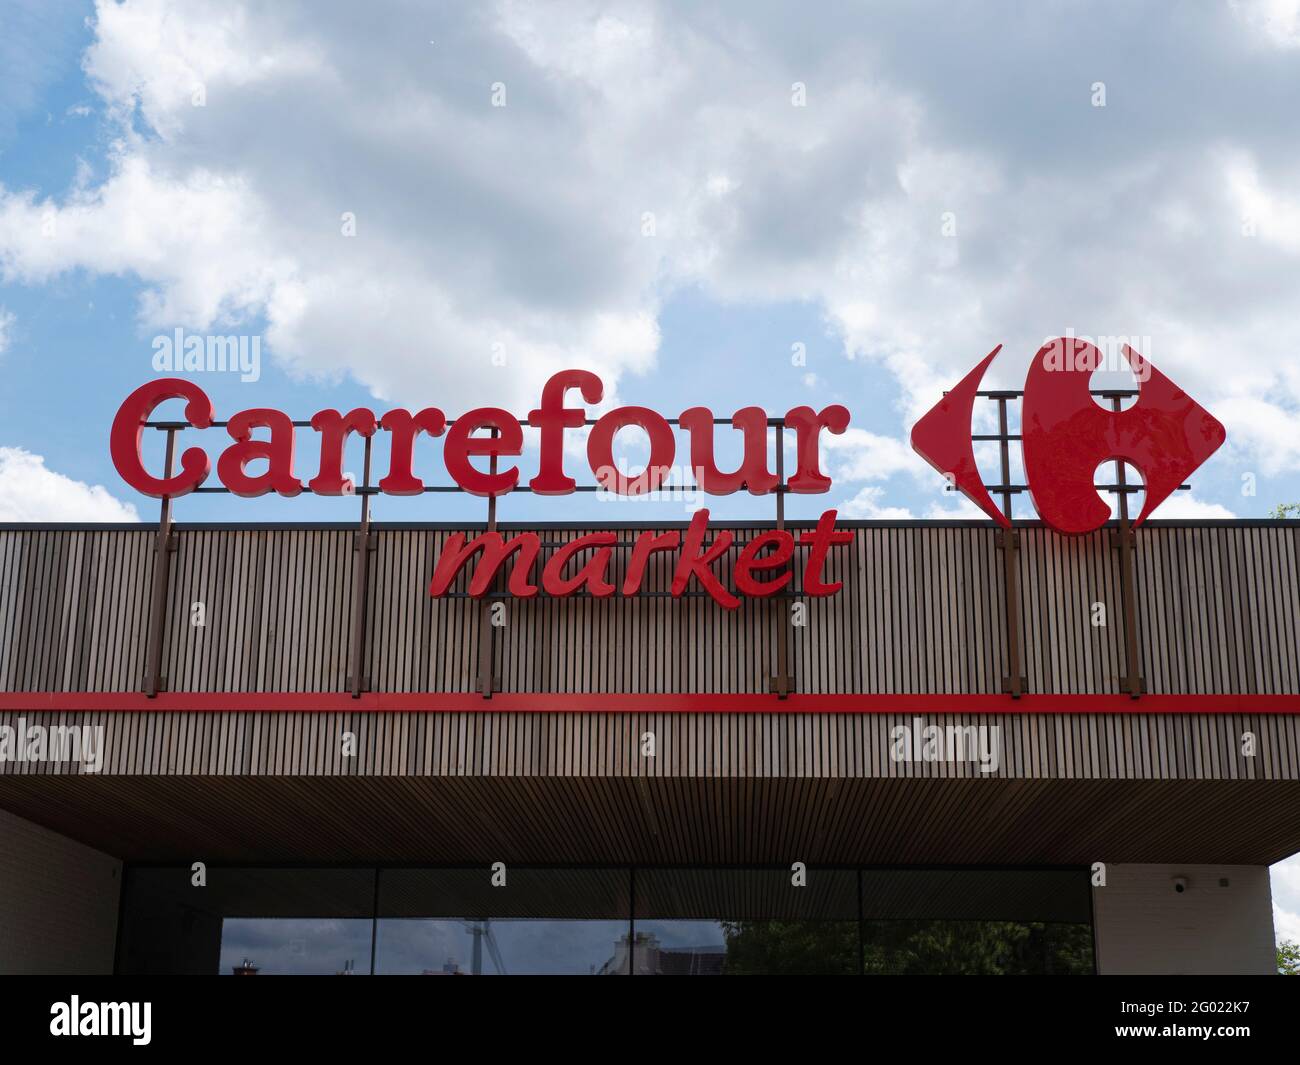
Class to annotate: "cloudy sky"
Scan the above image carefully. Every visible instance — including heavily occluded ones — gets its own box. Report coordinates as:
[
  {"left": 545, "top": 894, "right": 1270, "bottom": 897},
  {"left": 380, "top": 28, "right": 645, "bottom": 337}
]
[{"left": 0, "top": 0, "right": 1297, "bottom": 946}]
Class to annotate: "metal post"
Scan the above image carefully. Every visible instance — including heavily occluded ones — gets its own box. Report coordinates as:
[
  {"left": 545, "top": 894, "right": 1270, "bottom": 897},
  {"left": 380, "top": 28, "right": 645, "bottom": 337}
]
[
  {"left": 348, "top": 435, "right": 374, "bottom": 697},
  {"left": 769, "top": 420, "right": 790, "bottom": 698},
  {"left": 1110, "top": 396, "right": 1143, "bottom": 698},
  {"left": 478, "top": 432, "right": 499, "bottom": 698},
  {"left": 628, "top": 866, "right": 636, "bottom": 977},
  {"left": 996, "top": 397, "right": 1014, "bottom": 523},
  {"left": 144, "top": 428, "right": 177, "bottom": 697},
  {"left": 995, "top": 397, "right": 1024, "bottom": 698}
]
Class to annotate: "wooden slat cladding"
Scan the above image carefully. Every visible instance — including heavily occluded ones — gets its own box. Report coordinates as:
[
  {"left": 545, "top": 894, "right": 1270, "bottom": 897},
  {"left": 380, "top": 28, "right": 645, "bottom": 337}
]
[
  {"left": 366, "top": 525, "right": 1004, "bottom": 695},
  {"left": 161, "top": 529, "right": 354, "bottom": 692},
  {"left": 1017, "top": 528, "right": 1124, "bottom": 694},
  {"left": 3, "top": 774, "right": 1298, "bottom": 865},
  {"left": 0, "top": 530, "right": 154, "bottom": 692},
  {"left": 1135, "top": 525, "right": 1300, "bottom": 695},
  {"left": 2, "top": 711, "right": 1296, "bottom": 781},
  {"left": 0, "top": 522, "right": 1296, "bottom": 696}
]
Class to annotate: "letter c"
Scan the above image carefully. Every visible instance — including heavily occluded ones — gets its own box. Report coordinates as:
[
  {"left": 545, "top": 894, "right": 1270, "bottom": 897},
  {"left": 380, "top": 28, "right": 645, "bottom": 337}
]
[{"left": 109, "top": 378, "right": 214, "bottom": 498}]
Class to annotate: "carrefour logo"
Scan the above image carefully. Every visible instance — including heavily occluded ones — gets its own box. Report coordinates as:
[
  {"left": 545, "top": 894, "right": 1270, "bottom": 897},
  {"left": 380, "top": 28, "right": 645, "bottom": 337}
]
[{"left": 910, "top": 337, "right": 1225, "bottom": 535}]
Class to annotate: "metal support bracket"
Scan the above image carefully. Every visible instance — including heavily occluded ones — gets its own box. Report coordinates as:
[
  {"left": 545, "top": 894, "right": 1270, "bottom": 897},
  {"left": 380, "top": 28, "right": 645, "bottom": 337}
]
[
  {"left": 479, "top": 432, "right": 500, "bottom": 699},
  {"left": 1107, "top": 395, "right": 1145, "bottom": 701},
  {"left": 143, "top": 430, "right": 178, "bottom": 697},
  {"left": 347, "top": 436, "right": 374, "bottom": 699},
  {"left": 1109, "top": 524, "right": 1145, "bottom": 699},
  {"left": 996, "top": 527, "right": 1025, "bottom": 699},
  {"left": 769, "top": 421, "right": 791, "bottom": 699}
]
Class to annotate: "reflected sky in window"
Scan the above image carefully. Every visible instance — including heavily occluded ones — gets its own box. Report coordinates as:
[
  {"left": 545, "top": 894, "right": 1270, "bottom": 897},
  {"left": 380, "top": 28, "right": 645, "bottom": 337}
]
[
  {"left": 219, "top": 918, "right": 373, "bottom": 976},
  {"left": 376, "top": 919, "right": 629, "bottom": 975}
]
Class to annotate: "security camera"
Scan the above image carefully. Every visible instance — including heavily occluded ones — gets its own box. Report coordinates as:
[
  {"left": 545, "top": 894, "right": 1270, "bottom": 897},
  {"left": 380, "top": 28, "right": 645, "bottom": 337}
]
[{"left": 1172, "top": 876, "right": 1189, "bottom": 893}]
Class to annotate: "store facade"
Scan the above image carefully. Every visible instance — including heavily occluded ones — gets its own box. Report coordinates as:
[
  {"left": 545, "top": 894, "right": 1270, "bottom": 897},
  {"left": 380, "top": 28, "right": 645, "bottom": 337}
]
[
  {"left": 1, "top": 351, "right": 1297, "bottom": 975},
  {"left": 1, "top": 516, "right": 1296, "bottom": 975}
]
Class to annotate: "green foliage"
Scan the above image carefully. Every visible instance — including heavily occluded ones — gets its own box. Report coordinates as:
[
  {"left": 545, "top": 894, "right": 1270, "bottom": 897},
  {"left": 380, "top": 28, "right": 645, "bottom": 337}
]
[
  {"left": 1279, "top": 940, "right": 1300, "bottom": 976},
  {"left": 860, "top": 919, "right": 1094, "bottom": 975},
  {"left": 719, "top": 920, "right": 859, "bottom": 975},
  {"left": 715, "top": 919, "right": 1094, "bottom": 975},
  {"left": 1270, "top": 503, "right": 1300, "bottom": 519}
]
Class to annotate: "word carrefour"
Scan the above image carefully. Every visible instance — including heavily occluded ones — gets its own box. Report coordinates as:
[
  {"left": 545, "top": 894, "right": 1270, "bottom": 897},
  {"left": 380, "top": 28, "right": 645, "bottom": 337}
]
[{"left": 109, "top": 371, "right": 855, "bottom": 608}]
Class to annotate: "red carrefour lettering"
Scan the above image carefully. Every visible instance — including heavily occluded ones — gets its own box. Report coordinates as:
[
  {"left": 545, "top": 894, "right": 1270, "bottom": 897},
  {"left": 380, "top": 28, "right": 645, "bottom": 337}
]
[
  {"left": 108, "top": 378, "right": 214, "bottom": 498},
  {"left": 443, "top": 408, "right": 523, "bottom": 497},
  {"left": 784, "top": 405, "right": 850, "bottom": 492},
  {"left": 429, "top": 530, "right": 541, "bottom": 598},
  {"left": 111, "top": 368, "right": 854, "bottom": 503},
  {"left": 800, "top": 509, "right": 852, "bottom": 595},
  {"left": 622, "top": 529, "right": 682, "bottom": 595},
  {"left": 671, "top": 509, "right": 738, "bottom": 609},
  {"left": 679, "top": 406, "right": 778, "bottom": 495},
  {"left": 541, "top": 532, "right": 617, "bottom": 597},
  {"left": 734, "top": 530, "right": 795, "bottom": 596},
  {"left": 217, "top": 408, "right": 303, "bottom": 498},
  {"left": 377, "top": 408, "right": 447, "bottom": 495},
  {"left": 587, "top": 406, "right": 675, "bottom": 495},
  {"left": 528, "top": 370, "right": 603, "bottom": 494},
  {"left": 308, "top": 408, "right": 377, "bottom": 495}
]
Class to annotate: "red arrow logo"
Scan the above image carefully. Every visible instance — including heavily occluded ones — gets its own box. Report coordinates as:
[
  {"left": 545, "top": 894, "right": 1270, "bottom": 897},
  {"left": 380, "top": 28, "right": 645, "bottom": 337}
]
[
  {"left": 909, "top": 345, "right": 1009, "bottom": 528},
  {"left": 911, "top": 339, "right": 1226, "bottom": 535}
]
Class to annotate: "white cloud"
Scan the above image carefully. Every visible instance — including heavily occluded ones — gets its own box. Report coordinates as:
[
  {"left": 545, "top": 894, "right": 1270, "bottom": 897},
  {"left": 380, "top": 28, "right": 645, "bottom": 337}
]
[
  {"left": 1, "top": 0, "right": 1299, "bottom": 479},
  {"left": 823, "top": 427, "right": 930, "bottom": 483},
  {"left": 0, "top": 447, "right": 139, "bottom": 522},
  {"left": 1213, "top": 396, "right": 1300, "bottom": 475},
  {"left": 1147, "top": 492, "right": 1237, "bottom": 519},
  {"left": 925, "top": 495, "right": 987, "bottom": 520},
  {"left": 839, "top": 485, "right": 912, "bottom": 519},
  {"left": 0, "top": 307, "right": 13, "bottom": 354},
  {"left": 1232, "top": 0, "right": 1300, "bottom": 49}
]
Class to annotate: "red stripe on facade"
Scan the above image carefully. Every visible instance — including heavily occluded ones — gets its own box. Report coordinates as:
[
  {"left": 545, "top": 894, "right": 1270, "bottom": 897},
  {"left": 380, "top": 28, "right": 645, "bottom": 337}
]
[{"left": 0, "top": 692, "right": 1297, "bottom": 713}]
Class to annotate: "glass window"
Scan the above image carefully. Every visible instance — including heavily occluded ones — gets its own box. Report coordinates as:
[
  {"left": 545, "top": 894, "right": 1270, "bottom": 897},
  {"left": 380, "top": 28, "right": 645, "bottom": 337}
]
[
  {"left": 117, "top": 866, "right": 375, "bottom": 975},
  {"left": 375, "top": 867, "right": 630, "bottom": 975},
  {"left": 116, "top": 864, "right": 1094, "bottom": 975},
  {"left": 860, "top": 919, "right": 1094, "bottom": 975},
  {"left": 633, "top": 867, "right": 859, "bottom": 975},
  {"left": 860, "top": 868, "right": 1094, "bottom": 975}
]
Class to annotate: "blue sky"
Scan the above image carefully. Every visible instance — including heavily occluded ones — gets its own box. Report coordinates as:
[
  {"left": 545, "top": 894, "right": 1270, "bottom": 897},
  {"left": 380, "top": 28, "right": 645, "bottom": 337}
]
[
  {"left": 0, "top": 0, "right": 1298, "bottom": 947},
  {"left": 4, "top": 1, "right": 1300, "bottom": 527}
]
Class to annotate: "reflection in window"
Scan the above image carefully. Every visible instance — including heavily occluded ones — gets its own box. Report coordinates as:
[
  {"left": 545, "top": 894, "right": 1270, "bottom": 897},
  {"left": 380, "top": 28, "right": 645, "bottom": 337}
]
[
  {"left": 219, "top": 918, "right": 373, "bottom": 976},
  {"left": 859, "top": 869, "right": 1095, "bottom": 975},
  {"left": 117, "top": 865, "right": 1095, "bottom": 975},
  {"left": 862, "top": 919, "right": 1093, "bottom": 975},
  {"left": 634, "top": 919, "right": 858, "bottom": 975},
  {"left": 633, "top": 867, "right": 860, "bottom": 975},
  {"left": 376, "top": 868, "right": 630, "bottom": 975},
  {"left": 376, "top": 918, "right": 629, "bottom": 975}
]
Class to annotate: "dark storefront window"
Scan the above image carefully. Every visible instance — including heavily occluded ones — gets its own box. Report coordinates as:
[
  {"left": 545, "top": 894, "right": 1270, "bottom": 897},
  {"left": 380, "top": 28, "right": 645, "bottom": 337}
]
[{"left": 116, "top": 866, "right": 1094, "bottom": 975}]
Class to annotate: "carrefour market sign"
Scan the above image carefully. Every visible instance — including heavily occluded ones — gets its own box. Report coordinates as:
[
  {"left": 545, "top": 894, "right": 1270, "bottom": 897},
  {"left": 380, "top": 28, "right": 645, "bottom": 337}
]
[{"left": 109, "top": 371, "right": 853, "bottom": 609}]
